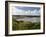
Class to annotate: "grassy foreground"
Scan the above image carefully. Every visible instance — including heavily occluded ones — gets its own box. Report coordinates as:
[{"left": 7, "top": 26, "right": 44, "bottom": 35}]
[{"left": 12, "top": 17, "right": 40, "bottom": 30}]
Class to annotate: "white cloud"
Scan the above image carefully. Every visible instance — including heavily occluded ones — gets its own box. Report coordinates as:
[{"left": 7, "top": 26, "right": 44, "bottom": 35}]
[
  {"left": 30, "top": 9, "right": 40, "bottom": 15},
  {"left": 12, "top": 7, "right": 40, "bottom": 16}
]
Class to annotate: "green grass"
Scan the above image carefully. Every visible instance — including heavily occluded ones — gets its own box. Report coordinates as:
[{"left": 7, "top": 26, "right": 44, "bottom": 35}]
[{"left": 12, "top": 17, "right": 40, "bottom": 30}]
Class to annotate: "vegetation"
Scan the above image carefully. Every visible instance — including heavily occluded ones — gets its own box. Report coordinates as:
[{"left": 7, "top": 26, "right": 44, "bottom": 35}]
[{"left": 12, "top": 17, "right": 40, "bottom": 30}]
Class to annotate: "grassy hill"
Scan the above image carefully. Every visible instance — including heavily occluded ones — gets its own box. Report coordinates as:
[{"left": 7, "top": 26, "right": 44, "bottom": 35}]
[{"left": 12, "top": 16, "right": 40, "bottom": 30}]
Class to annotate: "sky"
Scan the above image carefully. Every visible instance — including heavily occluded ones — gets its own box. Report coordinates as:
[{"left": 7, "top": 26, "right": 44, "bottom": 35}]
[{"left": 12, "top": 6, "right": 40, "bottom": 15}]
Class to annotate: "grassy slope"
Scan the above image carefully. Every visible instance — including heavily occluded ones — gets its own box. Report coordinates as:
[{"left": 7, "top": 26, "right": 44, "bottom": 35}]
[{"left": 12, "top": 17, "right": 40, "bottom": 30}]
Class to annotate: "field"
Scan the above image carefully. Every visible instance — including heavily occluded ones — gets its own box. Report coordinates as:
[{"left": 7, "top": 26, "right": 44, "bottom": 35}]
[{"left": 12, "top": 15, "right": 40, "bottom": 30}]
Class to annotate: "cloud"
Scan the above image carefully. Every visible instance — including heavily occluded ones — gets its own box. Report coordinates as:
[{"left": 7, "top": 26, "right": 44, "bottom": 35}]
[
  {"left": 12, "top": 8, "right": 25, "bottom": 15},
  {"left": 12, "top": 7, "right": 40, "bottom": 16},
  {"left": 30, "top": 9, "right": 40, "bottom": 15}
]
